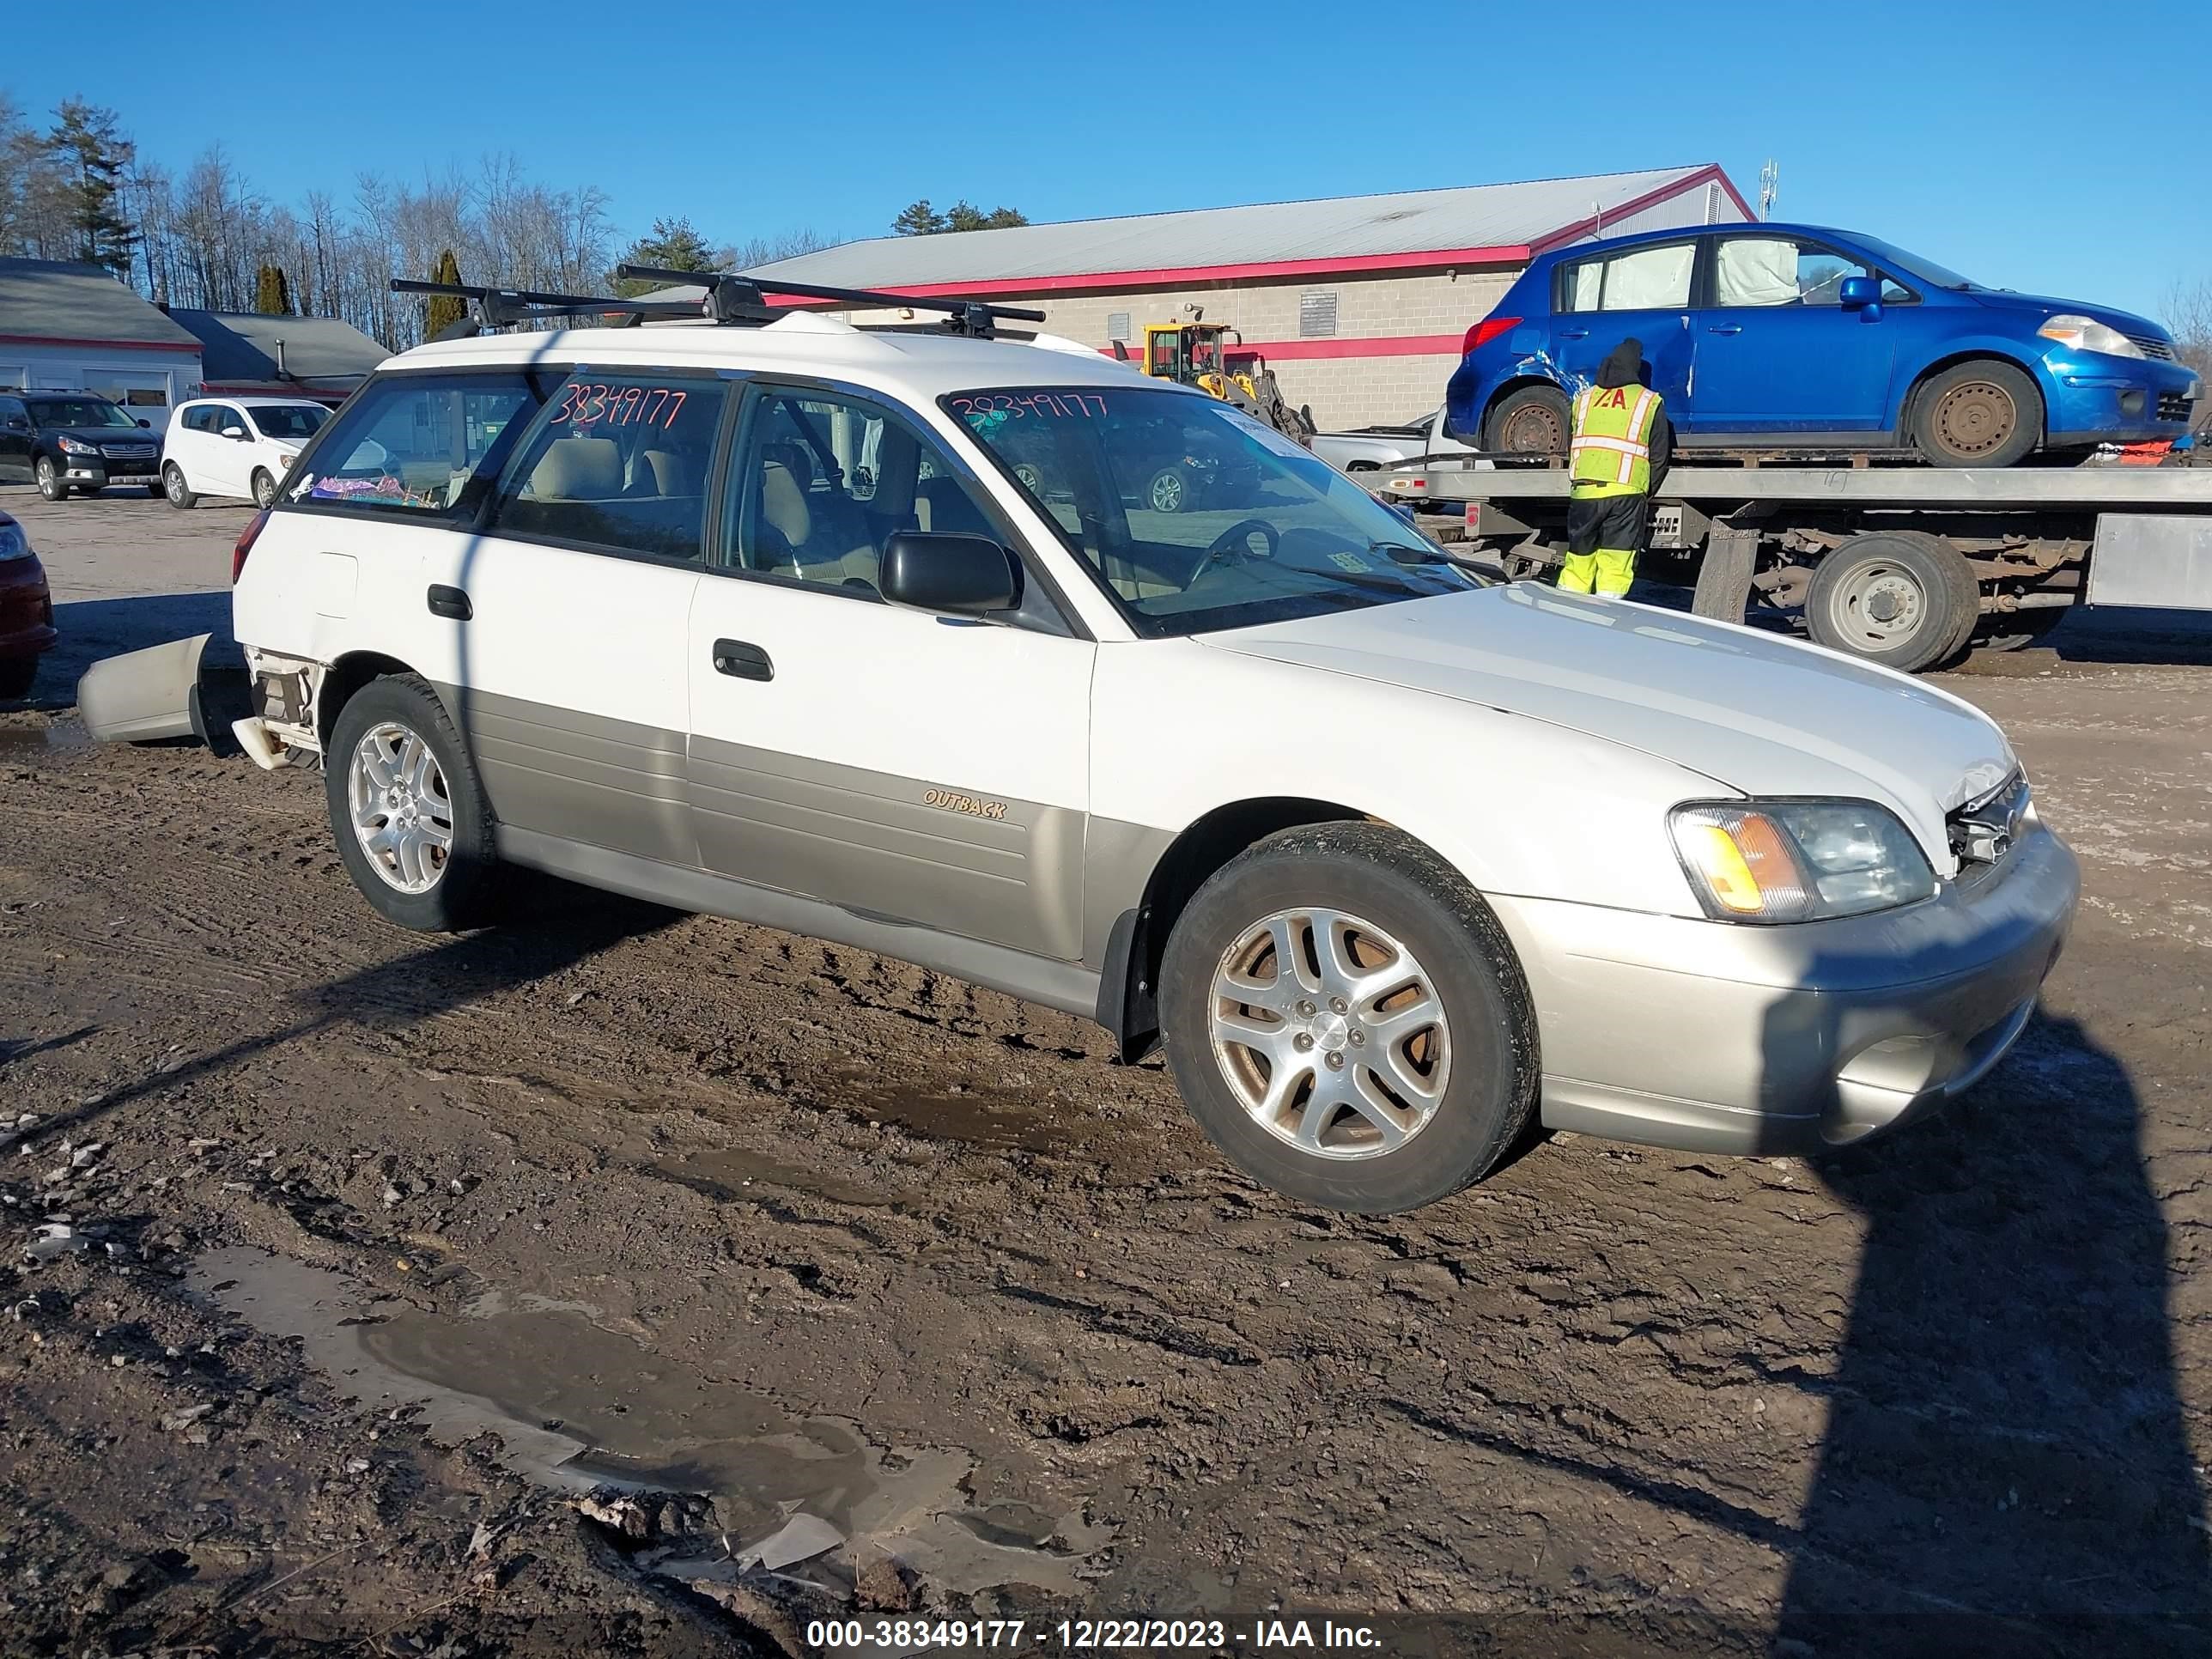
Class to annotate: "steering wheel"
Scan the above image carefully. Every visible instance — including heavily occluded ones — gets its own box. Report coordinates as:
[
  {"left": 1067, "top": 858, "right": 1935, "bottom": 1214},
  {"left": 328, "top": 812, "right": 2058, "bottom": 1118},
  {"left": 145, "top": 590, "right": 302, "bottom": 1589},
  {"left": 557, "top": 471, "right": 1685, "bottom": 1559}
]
[{"left": 1202, "top": 518, "right": 1280, "bottom": 568}]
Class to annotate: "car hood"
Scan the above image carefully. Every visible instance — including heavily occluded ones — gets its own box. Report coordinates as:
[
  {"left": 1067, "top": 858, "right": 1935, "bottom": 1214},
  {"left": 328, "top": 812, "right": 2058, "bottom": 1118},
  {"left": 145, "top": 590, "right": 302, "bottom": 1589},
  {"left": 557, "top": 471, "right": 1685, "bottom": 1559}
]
[
  {"left": 1968, "top": 289, "right": 2169, "bottom": 341},
  {"left": 1201, "top": 586, "right": 2018, "bottom": 870}
]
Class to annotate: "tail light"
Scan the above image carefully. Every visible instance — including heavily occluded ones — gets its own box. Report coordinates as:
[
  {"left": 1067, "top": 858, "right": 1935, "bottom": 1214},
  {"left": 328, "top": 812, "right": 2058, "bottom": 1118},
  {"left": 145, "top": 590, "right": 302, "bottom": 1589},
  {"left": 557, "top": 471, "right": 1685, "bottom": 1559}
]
[
  {"left": 231, "top": 509, "right": 269, "bottom": 584},
  {"left": 1462, "top": 315, "right": 1521, "bottom": 356}
]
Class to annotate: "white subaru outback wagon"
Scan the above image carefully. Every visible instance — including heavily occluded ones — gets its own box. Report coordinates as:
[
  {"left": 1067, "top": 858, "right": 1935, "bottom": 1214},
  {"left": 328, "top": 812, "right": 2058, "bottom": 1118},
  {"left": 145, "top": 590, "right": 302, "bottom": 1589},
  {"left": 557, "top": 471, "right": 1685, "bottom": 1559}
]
[{"left": 219, "top": 300, "right": 2078, "bottom": 1213}]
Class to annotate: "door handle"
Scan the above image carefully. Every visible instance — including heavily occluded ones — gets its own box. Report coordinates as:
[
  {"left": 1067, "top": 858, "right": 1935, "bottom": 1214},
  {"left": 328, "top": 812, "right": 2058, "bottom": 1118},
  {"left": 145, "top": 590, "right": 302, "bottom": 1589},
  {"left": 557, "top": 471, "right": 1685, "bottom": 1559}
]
[
  {"left": 427, "top": 584, "right": 471, "bottom": 620},
  {"left": 1705, "top": 324, "right": 1744, "bottom": 335},
  {"left": 1559, "top": 327, "right": 1589, "bottom": 339},
  {"left": 712, "top": 638, "right": 774, "bottom": 682}
]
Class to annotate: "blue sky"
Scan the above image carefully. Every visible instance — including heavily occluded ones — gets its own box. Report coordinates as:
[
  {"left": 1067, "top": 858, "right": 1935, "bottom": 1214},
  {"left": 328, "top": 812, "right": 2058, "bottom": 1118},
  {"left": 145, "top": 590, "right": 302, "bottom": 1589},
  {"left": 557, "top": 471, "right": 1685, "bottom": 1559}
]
[{"left": 9, "top": 0, "right": 2208, "bottom": 320}]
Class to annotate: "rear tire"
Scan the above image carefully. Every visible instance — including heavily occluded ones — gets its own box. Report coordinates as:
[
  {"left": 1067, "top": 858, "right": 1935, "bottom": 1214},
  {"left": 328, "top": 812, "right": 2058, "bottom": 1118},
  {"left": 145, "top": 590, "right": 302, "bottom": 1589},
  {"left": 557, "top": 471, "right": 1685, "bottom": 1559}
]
[
  {"left": 1805, "top": 530, "right": 1980, "bottom": 672},
  {"left": 161, "top": 464, "right": 196, "bottom": 507},
  {"left": 33, "top": 457, "right": 68, "bottom": 501},
  {"left": 1485, "top": 384, "right": 1571, "bottom": 458},
  {"left": 1159, "top": 823, "right": 1539, "bottom": 1214},
  {"left": 1909, "top": 359, "right": 2040, "bottom": 468},
  {"left": 324, "top": 673, "right": 501, "bottom": 933}
]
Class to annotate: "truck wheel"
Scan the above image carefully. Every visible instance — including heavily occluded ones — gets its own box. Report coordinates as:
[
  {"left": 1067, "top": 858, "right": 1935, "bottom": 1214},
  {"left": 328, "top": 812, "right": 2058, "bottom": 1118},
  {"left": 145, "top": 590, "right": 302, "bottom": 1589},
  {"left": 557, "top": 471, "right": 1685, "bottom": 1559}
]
[
  {"left": 162, "top": 464, "right": 198, "bottom": 509},
  {"left": 325, "top": 673, "right": 501, "bottom": 933},
  {"left": 1909, "top": 360, "right": 2040, "bottom": 467},
  {"left": 1158, "top": 822, "right": 1539, "bottom": 1214},
  {"left": 1805, "top": 530, "right": 1980, "bottom": 672},
  {"left": 1486, "top": 385, "right": 1570, "bottom": 457},
  {"left": 33, "top": 457, "right": 69, "bottom": 501}
]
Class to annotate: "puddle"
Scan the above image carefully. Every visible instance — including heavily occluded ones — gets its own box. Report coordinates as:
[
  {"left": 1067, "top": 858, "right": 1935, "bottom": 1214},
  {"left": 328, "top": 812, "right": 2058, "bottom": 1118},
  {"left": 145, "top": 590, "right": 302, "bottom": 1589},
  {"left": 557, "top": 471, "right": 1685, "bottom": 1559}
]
[
  {"left": 643, "top": 1148, "right": 896, "bottom": 1209},
  {"left": 850, "top": 1080, "right": 1062, "bottom": 1152},
  {"left": 191, "top": 1247, "right": 1108, "bottom": 1597},
  {"left": 0, "top": 720, "right": 91, "bottom": 761}
]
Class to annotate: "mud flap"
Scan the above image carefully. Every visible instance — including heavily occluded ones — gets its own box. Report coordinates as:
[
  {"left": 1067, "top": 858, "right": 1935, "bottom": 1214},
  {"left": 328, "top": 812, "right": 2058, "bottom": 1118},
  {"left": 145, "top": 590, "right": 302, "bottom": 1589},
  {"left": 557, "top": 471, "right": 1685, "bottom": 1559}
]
[{"left": 76, "top": 633, "right": 212, "bottom": 744}]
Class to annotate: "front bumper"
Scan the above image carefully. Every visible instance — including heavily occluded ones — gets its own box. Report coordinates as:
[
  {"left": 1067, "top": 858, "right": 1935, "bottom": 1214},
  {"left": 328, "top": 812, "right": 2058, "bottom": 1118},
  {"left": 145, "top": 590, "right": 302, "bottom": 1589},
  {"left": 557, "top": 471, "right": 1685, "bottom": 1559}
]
[
  {"left": 0, "top": 568, "right": 56, "bottom": 659},
  {"left": 1492, "top": 823, "right": 2080, "bottom": 1157},
  {"left": 2042, "top": 352, "right": 2197, "bottom": 446},
  {"left": 58, "top": 448, "right": 161, "bottom": 486}
]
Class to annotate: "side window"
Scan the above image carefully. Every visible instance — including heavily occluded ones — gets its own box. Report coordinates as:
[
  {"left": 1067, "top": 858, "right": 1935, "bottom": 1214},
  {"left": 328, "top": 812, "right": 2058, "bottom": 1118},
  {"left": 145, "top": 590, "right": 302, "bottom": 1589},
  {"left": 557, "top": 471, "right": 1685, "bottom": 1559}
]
[
  {"left": 721, "top": 387, "right": 1000, "bottom": 599},
  {"left": 0, "top": 397, "right": 27, "bottom": 424},
  {"left": 1560, "top": 243, "right": 1696, "bottom": 313},
  {"left": 290, "top": 371, "right": 542, "bottom": 517},
  {"left": 488, "top": 370, "right": 724, "bottom": 561},
  {"left": 179, "top": 406, "right": 209, "bottom": 433},
  {"left": 1712, "top": 236, "right": 1915, "bottom": 307}
]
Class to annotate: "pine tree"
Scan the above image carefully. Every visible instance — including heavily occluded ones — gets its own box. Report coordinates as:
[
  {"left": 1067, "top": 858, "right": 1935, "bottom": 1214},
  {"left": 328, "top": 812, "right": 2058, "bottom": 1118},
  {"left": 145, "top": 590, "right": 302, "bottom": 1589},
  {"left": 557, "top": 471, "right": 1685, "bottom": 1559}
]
[
  {"left": 423, "top": 247, "right": 466, "bottom": 337},
  {"left": 894, "top": 198, "right": 1025, "bottom": 235},
  {"left": 610, "top": 216, "right": 720, "bottom": 295},
  {"left": 254, "top": 263, "right": 293, "bottom": 315},
  {"left": 46, "top": 100, "right": 137, "bottom": 275}
]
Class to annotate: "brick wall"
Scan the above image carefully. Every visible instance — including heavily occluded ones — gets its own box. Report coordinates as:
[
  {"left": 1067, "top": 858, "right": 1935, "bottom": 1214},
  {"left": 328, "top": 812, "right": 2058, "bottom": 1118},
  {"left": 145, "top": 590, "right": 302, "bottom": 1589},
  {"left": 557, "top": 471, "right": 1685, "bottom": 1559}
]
[{"left": 836, "top": 264, "right": 1523, "bottom": 430}]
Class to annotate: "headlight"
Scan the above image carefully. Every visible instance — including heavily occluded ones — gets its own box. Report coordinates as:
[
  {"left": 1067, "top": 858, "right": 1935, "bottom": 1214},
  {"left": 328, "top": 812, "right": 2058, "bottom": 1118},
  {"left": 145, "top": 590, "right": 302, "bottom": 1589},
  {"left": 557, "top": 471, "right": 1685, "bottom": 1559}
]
[
  {"left": 57, "top": 434, "right": 97, "bottom": 454},
  {"left": 0, "top": 523, "right": 27, "bottom": 562},
  {"left": 1670, "top": 800, "right": 1936, "bottom": 923},
  {"left": 2037, "top": 314, "right": 2144, "bottom": 359}
]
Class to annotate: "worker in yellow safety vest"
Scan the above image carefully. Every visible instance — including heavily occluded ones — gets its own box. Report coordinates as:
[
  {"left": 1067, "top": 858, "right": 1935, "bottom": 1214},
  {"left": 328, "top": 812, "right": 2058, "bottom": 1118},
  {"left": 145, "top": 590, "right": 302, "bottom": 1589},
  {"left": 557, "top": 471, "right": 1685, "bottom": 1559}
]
[{"left": 1558, "top": 337, "right": 1670, "bottom": 597}]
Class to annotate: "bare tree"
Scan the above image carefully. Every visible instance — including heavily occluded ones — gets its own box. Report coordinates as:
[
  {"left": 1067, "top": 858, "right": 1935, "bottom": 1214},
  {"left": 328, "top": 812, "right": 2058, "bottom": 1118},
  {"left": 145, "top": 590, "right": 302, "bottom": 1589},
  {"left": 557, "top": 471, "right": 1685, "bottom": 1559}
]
[{"left": 2164, "top": 278, "right": 2212, "bottom": 381}]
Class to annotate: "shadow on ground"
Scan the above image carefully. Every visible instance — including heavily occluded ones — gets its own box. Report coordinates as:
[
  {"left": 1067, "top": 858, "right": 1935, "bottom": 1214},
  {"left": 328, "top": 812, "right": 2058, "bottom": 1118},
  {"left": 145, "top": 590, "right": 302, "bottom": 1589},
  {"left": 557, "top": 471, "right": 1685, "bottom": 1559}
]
[{"left": 1778, "top": 1014, "right": 2209, "bottom": 1656}]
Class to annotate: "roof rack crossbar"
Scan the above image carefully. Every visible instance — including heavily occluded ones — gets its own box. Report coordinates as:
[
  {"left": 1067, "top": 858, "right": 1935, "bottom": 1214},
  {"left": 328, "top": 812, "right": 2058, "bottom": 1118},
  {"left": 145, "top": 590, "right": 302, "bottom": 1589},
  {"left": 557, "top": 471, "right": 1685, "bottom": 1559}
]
[
  {"left": 615, "top": 264, "right": 1047, "bottom": 337},
  {"left": 392, "top": 278, "right": 699, "bottom": 340}
]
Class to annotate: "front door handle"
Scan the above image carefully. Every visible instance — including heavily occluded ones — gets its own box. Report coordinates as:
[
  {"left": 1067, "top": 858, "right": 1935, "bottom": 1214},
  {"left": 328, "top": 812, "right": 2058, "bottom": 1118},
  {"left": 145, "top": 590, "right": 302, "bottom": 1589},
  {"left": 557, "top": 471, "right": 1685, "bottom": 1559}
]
[
  {"left": 1705, "top": 324, "right": 1744, "bottom": 335},
  {"left": 712, "top": 638, "right": 774, "bottom": 682},
  {"left": 1559, "top": 327, "right": 1589, "bottom": 339},
  {"left": 427, "top": 584, "right": 471, "bottom": 620}
]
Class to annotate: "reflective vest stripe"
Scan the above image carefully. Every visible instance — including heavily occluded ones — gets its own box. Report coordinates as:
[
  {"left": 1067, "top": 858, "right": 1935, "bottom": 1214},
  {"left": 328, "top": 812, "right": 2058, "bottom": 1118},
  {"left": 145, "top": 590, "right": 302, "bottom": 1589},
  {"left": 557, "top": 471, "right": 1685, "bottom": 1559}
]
[{"left": 1570, "top": 381, "right": 1662, "bottom": 493}]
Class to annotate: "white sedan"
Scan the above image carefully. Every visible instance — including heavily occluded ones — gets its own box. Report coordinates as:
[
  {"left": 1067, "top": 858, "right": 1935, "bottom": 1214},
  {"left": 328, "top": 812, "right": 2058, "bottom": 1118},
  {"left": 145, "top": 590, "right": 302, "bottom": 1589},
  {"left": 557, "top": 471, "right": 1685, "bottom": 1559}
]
[{"left": 162, "top": 397, "right": 332, "bottom": 510}]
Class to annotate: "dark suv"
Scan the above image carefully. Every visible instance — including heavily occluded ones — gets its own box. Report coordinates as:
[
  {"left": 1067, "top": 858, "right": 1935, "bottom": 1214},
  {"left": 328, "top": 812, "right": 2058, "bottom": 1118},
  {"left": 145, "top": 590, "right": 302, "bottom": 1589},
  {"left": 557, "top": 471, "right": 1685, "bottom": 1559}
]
[{"left": 0, "top": 392, "right": 165, "bottom": 500}]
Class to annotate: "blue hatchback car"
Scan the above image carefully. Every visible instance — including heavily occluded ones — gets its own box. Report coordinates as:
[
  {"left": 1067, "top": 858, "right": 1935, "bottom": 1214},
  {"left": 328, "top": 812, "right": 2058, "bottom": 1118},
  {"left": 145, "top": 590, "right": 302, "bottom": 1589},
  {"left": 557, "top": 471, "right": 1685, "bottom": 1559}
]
[{"left": 1444, "top": 223, "right": 2199, "bottom": 466}]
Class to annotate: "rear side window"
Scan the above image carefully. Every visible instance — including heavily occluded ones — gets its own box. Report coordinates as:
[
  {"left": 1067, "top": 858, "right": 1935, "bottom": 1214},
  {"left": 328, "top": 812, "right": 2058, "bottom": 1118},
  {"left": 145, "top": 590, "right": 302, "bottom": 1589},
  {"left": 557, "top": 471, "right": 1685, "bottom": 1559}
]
[
  {"left": 288, "top": 370, "right": 542, "bottom": 518},
  {"left": 179, "top": 406, "right": 212, "bottom": 433},
  {"left": 488, "top": 369, "right": 726, "bottom": 561},
  {"left": 1559, "top": 242, "right": 1697, "bottom": 313}
]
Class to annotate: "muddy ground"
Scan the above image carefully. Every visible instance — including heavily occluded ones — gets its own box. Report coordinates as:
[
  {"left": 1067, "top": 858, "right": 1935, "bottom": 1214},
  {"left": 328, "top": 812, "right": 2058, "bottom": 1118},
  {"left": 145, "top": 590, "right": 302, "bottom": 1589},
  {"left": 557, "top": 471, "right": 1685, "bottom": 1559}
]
[{"left": 3, "top": 487, "right": 2211, "bottom": 1657}]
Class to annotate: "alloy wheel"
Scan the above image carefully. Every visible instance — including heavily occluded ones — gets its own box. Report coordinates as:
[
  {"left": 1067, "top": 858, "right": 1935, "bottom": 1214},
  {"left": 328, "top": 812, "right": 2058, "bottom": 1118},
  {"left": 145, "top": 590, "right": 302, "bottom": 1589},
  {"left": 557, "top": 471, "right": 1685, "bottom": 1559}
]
[
  {"left": 1207, "top": 906, "right": 1452, "bottom": 1159},
  {"left": 347, "top": 721, "right": 455, "bottom": 894}
]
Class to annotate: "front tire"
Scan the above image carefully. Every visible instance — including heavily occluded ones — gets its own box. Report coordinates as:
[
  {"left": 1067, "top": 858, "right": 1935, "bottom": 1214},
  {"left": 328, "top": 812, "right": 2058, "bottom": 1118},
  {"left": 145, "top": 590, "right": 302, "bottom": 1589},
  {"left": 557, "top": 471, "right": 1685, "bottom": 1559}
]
[
  {"left": 1159, "top": 823, "right": 1539, "bottom": 1214},
  {"left": 162, "top": 464, "right": 197, "bottom": 507},
  {"left": 33, "top": 457, "right": 69, "bottom": 501},
  {"left": 1909, "top": 360, "right": 2040, "bottom": 468},
  {"left": 1804, "top": 530, "right": 1980, "bottom": 672},
  {"left": 1485, "top": 384, "right": 1571, "bottom": 458},
  {"left": 325, "top": 674, "right": 500, "bottom": 932},
  {"left": 1146, "top": 465, "right": 1189, "bottom": 514},
  {"left": 250, "top": 467, "right": 277, "bottom": 509}
]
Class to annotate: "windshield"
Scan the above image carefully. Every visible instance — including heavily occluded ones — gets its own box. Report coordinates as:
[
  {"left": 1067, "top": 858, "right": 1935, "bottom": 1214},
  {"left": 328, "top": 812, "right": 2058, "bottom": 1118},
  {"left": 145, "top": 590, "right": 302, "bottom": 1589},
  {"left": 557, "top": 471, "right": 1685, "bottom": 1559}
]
[
  {"left": 949, "top": 386, "right": 1476, "bottom": 637},
  {"left": 1844, "top": 233, "right": 1981, "bottom": 293},
  {"left": 28, "top": 398, "right": 138, "bottom": 428},
  {"left": 249, "top": 404, "right": 328, "bottom": 441}
]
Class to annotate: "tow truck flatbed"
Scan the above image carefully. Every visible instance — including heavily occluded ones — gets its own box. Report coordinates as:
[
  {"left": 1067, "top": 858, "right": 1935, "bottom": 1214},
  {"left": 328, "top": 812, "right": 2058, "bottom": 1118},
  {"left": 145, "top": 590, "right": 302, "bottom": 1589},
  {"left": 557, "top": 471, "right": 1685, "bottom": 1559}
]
[{"left": 1380, "top": 455, "right": 2212, "bottom": 671}]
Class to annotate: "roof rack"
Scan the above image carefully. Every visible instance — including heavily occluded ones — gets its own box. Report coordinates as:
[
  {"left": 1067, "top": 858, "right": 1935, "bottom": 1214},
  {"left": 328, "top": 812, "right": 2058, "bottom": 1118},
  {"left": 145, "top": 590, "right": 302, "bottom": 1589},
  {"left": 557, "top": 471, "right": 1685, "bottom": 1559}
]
[
  {"left": 396, "top": 270, "right": 1048, "bottom": 342},
  {"left": 392, "top": 278, "right": 696, "bottom": 342},
  {"left": 616, "top": 264, "right": 1045, "bottom": 337}
]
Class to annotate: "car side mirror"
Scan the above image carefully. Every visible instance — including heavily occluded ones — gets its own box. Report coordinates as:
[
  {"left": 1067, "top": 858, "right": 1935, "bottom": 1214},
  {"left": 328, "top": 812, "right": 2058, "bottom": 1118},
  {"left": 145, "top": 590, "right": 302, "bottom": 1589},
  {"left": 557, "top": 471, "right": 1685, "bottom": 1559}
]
[
  {"left": 3, "top": 416, "right": 26, "bottom": 431},
  {"left": 137, "top": 416, "right": 152, "bottom": 428},
  {"left": 879, "top": 531, "right": 1018, "bottom": 616},
  {"left": 1838, "top": 275, "right": 1881, "bottom": 311},
  {"left": 222, "top": 427, "right": 246, "bottom": 440}
]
